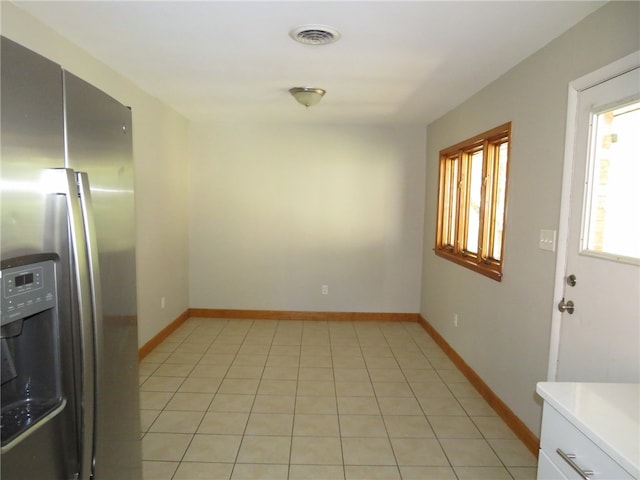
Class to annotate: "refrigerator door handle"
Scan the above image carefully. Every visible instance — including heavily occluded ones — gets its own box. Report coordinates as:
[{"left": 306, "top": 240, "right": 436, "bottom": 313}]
[
  {"left": 46, "top": 168, "right": 96, "bottom": 480},
  {"left": 76, "top": 172, "right": 104, "bottom": 478}
]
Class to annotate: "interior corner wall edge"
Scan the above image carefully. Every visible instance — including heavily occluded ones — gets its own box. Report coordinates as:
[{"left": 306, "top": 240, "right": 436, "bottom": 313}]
[
  {"left": 1, "top": 2, "right": 191, "bottom": 347},
  {"left": 420, "top": 1, "right": 640, "bottom": 437}
]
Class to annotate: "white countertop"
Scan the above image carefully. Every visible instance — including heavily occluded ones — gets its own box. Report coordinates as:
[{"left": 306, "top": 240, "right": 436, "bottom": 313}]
[{"left": 536, "top": 382, "right": 639, "bottom": 479}]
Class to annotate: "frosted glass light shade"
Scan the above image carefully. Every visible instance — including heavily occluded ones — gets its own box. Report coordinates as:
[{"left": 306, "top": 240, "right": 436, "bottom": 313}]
[{"left": 289, "top": 87, "right": 326, "bottom": 107}]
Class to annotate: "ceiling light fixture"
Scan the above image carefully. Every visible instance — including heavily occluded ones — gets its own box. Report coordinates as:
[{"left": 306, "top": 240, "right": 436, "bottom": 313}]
[{"left": 289, "top": 87, "right": 326, "bottom": 107}]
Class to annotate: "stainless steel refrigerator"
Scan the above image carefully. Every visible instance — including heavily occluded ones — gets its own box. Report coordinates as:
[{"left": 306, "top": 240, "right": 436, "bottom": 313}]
[{"left": 0, "top": 37, "right": 142, "bottom": 479}]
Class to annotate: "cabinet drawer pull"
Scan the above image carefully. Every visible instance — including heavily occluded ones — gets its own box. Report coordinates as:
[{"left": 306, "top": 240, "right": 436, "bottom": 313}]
[{"left": 556, "top": 448, "right": 595, "bottom": 479}]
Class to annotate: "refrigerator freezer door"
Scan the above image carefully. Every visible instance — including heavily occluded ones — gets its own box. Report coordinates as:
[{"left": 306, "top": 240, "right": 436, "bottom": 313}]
[
  {"left": 64, "top": 71, "right": 142, "bottom": 480},
  {"left": 1, "top": 38, "right": 81, "bottom": 480},
  {"left": 0, "top": 36, "right": 65, "bottom": 259}
]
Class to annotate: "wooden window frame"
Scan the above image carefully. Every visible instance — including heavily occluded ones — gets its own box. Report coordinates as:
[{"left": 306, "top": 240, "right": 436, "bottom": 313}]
[{"left": 434, "top": 123, "right": 511, "bottom": 281}]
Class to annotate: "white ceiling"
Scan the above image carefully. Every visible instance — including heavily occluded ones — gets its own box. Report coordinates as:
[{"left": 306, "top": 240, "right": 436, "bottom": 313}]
[{"left": 14, "top": 1, "right": 605, "bottom": 125}]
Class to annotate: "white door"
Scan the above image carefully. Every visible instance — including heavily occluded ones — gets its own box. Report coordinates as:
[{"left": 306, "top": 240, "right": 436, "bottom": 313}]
[{"left": 555, "top": 64, "right": 640, "bottom": 382}]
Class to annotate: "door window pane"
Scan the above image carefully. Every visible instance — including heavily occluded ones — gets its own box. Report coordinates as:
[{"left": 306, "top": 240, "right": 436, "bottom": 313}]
[{"left": 583, "top": 100, "right": 640, "bottom": 261}]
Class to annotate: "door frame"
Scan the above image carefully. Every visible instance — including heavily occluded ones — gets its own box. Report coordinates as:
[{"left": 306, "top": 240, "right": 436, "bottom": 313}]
[{"left": 546, "top": 50, "right": 640, "bottom": 381}]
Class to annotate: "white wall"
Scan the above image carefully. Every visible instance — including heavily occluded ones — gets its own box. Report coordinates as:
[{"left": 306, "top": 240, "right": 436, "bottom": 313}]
[
  {"left": 421, "top": 1, "right": 640, "bottom": 436},
  {"left": 189, "top": 123, "right": 425, "bottom": 313},
  {"left": 1, "top": 3, "right": 191, "bottom": 347}
]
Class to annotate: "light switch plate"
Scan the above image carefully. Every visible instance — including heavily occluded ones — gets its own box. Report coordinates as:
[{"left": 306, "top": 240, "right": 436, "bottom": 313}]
[{"left": 539, "top": 229, "right": 557, "bottom": 252}]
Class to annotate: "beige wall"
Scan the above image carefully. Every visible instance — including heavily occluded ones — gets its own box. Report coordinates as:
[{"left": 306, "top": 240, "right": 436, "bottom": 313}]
[
  {"left": 421, "top": 1, "right": 640, "bottom": 436},
  {"left": 1, "top": 3, "right": 191, "bottom": 346},
  {"left": 189, "top": 123, "right": 426, "bottom": 313}
]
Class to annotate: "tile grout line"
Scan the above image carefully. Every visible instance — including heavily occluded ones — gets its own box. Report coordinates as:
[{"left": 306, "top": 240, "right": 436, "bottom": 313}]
[
  {"left": 228, "top": 318, "right": 271, "bottom": 479},
  {"left": 359, "top": 323, "right": 403, "bottom": 478},
  {"left": 287, "top": 319, "right": 303, "bottom": 480},
  {"left": 140, "top": 318, "right": 535, "bottom": 480},
  {"left": 397, "top": 321, "right": 459, "bottom": 479},
  {"left": 330, "top": 321, "right": 348, "bottom": 480},
  {"left": 170, "top": 319, "right": 231, "bottom": 480}
]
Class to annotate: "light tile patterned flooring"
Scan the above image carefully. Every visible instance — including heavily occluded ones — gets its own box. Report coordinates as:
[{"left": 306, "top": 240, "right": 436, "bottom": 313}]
[{"left": 139, "top": 318, "right": 537, "bottom": 479}]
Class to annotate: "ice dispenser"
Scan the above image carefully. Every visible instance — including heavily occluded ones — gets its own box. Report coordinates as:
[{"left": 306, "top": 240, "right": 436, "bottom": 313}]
[{"left": 0, "top": 254, "right": 65, "bottom": 452}]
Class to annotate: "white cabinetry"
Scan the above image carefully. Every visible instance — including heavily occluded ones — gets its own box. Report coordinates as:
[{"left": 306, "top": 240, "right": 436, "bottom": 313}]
[
  {"left": 536, "top": 383, "right": 639, "bottom": 480},
  {"left": 538, "top": 450, "right": 569, "bottom": 480}
]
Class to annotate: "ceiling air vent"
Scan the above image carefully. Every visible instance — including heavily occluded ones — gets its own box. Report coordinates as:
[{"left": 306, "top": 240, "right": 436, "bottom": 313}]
[{"left": 289, "top": 24, "right": 341, "bottom": 46}]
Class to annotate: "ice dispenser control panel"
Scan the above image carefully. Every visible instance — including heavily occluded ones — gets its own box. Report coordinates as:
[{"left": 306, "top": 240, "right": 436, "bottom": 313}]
[{"left": 1, "top": 258, "right": 57, "bottom": 326}]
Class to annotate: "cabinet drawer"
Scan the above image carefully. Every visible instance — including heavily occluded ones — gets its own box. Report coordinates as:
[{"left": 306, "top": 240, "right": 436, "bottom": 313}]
[
  {"left": 540, "top": 404, "right": 633, "bottom": 480},
  {"left": 538, "top": 449, "right": 569, "bottom": 480}
]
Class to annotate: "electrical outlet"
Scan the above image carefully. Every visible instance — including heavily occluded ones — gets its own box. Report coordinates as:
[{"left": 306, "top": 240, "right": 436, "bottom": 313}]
[
  {"left": 322, "top": 285, "right": 329, "bottom": 295},
  {"left": 161, "top": 296, "right": 166, "bottom": 309},
  {"left": 454, "top": 314, "right": 458, "bottom": 327}
]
